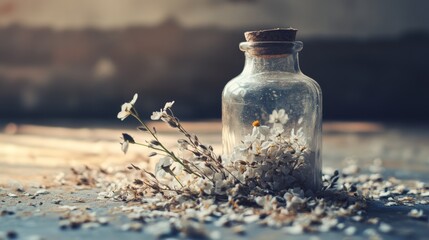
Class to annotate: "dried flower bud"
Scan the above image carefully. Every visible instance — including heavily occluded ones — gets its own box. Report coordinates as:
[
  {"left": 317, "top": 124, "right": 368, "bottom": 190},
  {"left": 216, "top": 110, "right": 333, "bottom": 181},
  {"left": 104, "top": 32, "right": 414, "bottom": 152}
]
[
  {"left": 178, "top": 139, "right": 189, "bottom": 144},
  {"left": 150, "top": 140, "right": 161, "bottom": 146},
  {"left": 143, "top": 170, "right": 157, "bottom": 180},
  {"left": 167, "top": 119, "right": 178, "bottom": 128},
  {"left": 137, "top": 126, "right": 148, "bottom": 131},
  {"left": 130, "top": 163, "right": 141, "bottom": 170},
  {"left": 122, "top": 133, "right": 135, "bottom": 143},
  {"left": 333, "top": 170, "right": 339, "bottom": 176},
  {"left": 133, "top": 179, "right": 144, "bottom": 185},
  {"left": 238, "top": 160, "right": 247, "bottom": 165}
]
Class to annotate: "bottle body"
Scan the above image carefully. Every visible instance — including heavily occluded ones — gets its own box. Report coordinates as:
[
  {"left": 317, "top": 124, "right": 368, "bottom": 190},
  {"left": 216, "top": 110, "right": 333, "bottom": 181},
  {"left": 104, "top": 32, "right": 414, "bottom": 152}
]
[{"left": 222, "top": 41, "right": 322, "bottom": 191}]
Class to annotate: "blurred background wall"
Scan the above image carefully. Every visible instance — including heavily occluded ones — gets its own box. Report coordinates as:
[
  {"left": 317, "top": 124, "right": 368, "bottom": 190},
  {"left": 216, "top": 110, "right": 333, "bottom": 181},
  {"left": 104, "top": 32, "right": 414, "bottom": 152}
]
[{"left": 0, "top": 0, "right": 428, "bottom": 121}]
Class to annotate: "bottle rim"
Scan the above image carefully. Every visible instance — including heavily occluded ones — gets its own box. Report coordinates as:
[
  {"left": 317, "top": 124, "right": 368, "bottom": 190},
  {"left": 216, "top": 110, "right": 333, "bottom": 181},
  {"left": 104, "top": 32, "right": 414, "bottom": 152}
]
[{"left": 239, "top": 41, "right": 303, "bottom": 55}]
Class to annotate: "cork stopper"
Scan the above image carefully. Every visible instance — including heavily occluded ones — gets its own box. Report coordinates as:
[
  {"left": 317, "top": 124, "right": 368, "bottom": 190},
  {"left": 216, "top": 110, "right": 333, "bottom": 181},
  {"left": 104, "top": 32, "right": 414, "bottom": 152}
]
[{"left": 244, "top": 28, "right": 297, "bottom": 42}]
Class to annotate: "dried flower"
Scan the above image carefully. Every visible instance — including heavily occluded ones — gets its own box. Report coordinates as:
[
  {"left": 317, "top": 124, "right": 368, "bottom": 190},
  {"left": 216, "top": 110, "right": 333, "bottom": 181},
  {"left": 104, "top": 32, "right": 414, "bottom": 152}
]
[
  {"left": 269, "top": 109, "right": 289, "bottom": 125},
  {"left": 150, "top": 101, "right": 174, "bottom": 121},
  {"left": 115, "top": 95, "right": 412, "bottom": 238},
  {"left": 163, "top": 101, "right": 175, "bottom": 110},
  {"left": 155, "top": 157, "right": 173, "bottom": 177},
  {"left": 251, "top": 125, "right": 270, "bottom": 139},
  {"left": 150, "top": 111, "right": 164, "bottom": 121},
  {"left": 117, "top": 93, "right": 138, "bottom": 121}
]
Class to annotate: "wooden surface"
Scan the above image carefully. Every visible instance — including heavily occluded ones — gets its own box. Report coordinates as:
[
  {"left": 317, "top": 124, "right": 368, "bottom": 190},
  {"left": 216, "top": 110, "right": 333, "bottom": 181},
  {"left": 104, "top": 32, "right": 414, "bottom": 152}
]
[{"left": 0, "top": 121, "right": 428, "bottom": 239}]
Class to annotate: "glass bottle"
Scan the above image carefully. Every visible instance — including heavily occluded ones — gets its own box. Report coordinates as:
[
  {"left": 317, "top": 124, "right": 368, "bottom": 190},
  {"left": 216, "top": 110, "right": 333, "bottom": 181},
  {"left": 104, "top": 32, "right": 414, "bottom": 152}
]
[{"left": 222, "top": 29, "right": 322, "bottom": 191}]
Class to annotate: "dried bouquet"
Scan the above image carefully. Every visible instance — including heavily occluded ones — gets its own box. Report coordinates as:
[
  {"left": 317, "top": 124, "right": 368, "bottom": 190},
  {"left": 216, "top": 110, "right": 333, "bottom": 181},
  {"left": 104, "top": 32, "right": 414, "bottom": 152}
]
[{"left": 118, "top": 94, "right": 318, "bottom": 197}]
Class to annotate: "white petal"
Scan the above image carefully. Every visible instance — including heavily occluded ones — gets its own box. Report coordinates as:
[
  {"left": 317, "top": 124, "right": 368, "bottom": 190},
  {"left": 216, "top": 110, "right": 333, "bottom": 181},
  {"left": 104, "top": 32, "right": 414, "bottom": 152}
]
[
  {"left": 259, "top": 126, "right": 270, "bottom": 136},
  {"left": 121, "top": 141, "right": 129, "bottom": 154},
  {"left": 272, "top": 110, "right": 278, "bottom": 117},
  {"left": 261, "top": 141, "right": 272, "bottom": 150},
  {"left": 150, "top": 111, "right": 162, "bottom": 120},
  {"left": 238, "top": 145, "right": 249, "bottom": 152},
  {"left": 297, "top": 127, "right": 304, "bottom": 137},
  {"left": 160, "top": 157, "right": 172, "bottom": 167},
  {"left": 123, "top": 103, "right": 133, "bottom": 112},
  {"left": 130, "top": 93, "right": 138, "bottom": 105},
  {"left": 271, "top": 124, "right": 284, "bottom": 135},
  {"left": 278, "top": 109, "right": 286, "bottom": 117},
  {"left": 163, "top": 101, "right": 175, "bottom": 110},
  {"left": 268, "top": 113, "right": 276, "bottom": 123},
  {"left": 117, "top": 111, "right": 129, "bottom": 121},
  {"left": 251, "top": 127, "right": 258, "bottom": 137},
  {"left": 290, "top": 128, "right": 296, "bottom": 138},
  {"left": 121, "top": 103, "right": 128, "bottom": 111},
  {"left": 280, "top": 114, "right": 289, "bottom": 124},
  {"left": 155, "top": 161, "right": 162, "bottom": 173}
]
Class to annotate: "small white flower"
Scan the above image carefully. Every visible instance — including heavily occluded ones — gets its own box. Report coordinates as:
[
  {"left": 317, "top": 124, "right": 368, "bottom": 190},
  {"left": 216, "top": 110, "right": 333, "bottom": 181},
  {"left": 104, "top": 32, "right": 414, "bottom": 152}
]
[
  {"left": 150, "top": 101, "right": 175, "bottom": 121},
  {"left": 269, "top": 109, "right": 289, "bottom": 125},
  {"left": 238, "top": 134, "right": 257, "bottom": 152},
  {"left": 155, "top": 157, "right": 172, "bottom": 177},
  {"left": 196, "top": 178, "right": 213, "bottom": 194},
  {"left": 163, "top": 101, "right": 175, "bottom": 110},
  {"left": 250, "top": 139, "right": 271, "bottom": 155},
  {"left": 290, "top": 127, "right": 306, "bottom": 146},
  {"left": 270, "top": 124, "right": 285, "bottom": 136},
  {"left": 251, "top": 125, "right": 270, "bottom": 139},
  {"left": 264, "top": 142, "right": 279, "bottom": 157},
  {"left": 291, "top": 127, "right": 304, "bottom": 139},
  {"left": 117, "top": 93, "right": 138, "bottom": 121},
  {"left": 150, "top": 110, "right": 164, "bottom": 120}
]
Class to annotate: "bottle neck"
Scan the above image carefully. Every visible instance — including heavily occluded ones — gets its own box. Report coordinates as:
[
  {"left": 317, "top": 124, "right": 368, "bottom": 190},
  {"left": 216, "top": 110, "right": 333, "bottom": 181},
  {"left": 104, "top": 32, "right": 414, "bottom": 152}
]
[
  {"left": 239, "top": 41, "right": 303, "bottom": 75},
  {"left": 242, "top": 52, "right": 301, "bottom": 75}
]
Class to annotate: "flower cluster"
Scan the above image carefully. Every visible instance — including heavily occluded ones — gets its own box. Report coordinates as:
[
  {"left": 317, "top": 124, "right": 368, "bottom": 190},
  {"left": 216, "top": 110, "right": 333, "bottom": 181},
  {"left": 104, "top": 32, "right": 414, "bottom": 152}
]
[
  {"left": 117, "top": 94, "right": 313, "bottom": 196},
  {"left": 229, "top": 114, "right": 313, "bottom": 192}
]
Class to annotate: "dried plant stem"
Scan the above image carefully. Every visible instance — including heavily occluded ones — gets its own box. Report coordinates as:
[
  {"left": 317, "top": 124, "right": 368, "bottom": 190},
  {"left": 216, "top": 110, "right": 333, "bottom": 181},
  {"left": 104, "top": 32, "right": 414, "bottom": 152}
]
[
  {"left": 176, "top": 120, "right": 244, "bottom": 185},
  {"left": 130, "top": 109, "right": 202, "bottom": 180}
]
